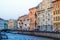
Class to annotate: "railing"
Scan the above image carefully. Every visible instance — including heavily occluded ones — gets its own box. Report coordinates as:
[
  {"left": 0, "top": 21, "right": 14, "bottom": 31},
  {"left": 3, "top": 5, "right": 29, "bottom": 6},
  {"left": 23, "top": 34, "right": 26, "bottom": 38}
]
[{"left": 0, "top": 29, "right": 60, "bottom": 34}]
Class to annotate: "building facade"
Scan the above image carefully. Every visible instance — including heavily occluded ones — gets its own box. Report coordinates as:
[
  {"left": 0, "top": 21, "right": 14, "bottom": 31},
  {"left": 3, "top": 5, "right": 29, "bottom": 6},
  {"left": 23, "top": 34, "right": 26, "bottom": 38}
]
[
  {"left": 37, "top": 0, "right": 54, "bottom": 31},
  {"left": 52, "top": 0, "right": 60, "bottom": 31},
  {"left": 18, "top": 15, "right": 29, "bottom": 30},
  {"left": 8, "top": 19, "right": 18, "bottom": 29},
  {"left": 29, "top": 8, "right": 38, "bottom": 30},
  {"left": 0, "top": 18, "right": 4, "bottom": 30},
  {"left": 4, "top": 20, "right": 9, "bottom": 29},
  {"left": 0, "top": 18, "right": 9, "bottom": 30}
]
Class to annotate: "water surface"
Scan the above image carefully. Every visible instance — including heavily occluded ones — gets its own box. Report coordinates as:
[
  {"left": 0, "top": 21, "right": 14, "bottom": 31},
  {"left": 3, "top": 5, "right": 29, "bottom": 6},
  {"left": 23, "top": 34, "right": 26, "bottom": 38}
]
[{"left": 1, "top": 32, "right": 54, "bottom": 40}]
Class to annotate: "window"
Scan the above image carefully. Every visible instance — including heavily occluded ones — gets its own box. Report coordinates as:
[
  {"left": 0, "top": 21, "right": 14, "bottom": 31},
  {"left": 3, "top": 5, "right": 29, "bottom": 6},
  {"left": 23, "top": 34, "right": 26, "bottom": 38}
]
[
  {"left": 59, "top": 16, "right": 60, "bottom": 21},
  {"left": 25, "top": 24, "right": 27, "bottom": 26},
  {"left": 58, "top": 16, "right": 60, "bottom": 21},
  {"left": 38, "top": 18, "right": 40, "bottom": 21},
  {"left": 54, "top": 17, "right": 55, "bottom": 21},
  {"left": 48, "top": 19, "right": 50, "bottom": 21},
  {"left": 20, "top": 20, "right": 22, "bottom": 22},
  {"left": 27, "top": 19, "right": 29, "bottom": 21},
  {"left": 48, "top": 13, "right": 50, "bottom": 16},
  {"left": 30, "top": 18, "right": 33, "bottom": 22},
  {"left": 54, "top": 4, "right": 56, "bottom": 8},
  {"left": 19, "top": 23, "right": 20, "bottom": 24},
  {"left": 55, "top": 16, "right": 60, "bottom": 21},
  {"left": 20, "top": 26, "right": 22, "bottom": 28},
  {"left": 59, "top": 10, "right": 60, "bottom": 14},
  {"left": 43, "top": 15, "right": 44, "bottom": 17},
  {"left": 21, "top": 22, "right": 23, "bottom": 24},
  {"left": 58, "top": 4, "right": 60, "bottom": 8},
  {"left": 57, "top": 10, "right": 58, "bottom": 14},
  {"left": 54, "top": 10, "right": 60, "bottom": 15},
  {"left": 30, "top": 11, "right": 32, "bottom": 14},
  {"left": 54, "top": 11, "right": 55, "bottom": 15},
  {"left": 43, "top": 19, "right": 45, "bottom": 21},
  {"left": 58, "top": 10, "right": 59, "bottom": 14},
  {"left": 56, "top": 17, "right": 58, "bottom": 21},
  {"left": 24, "top": 19, "right": 25, "bottom": 21},
  {"left": 35, "top": 13, "right": 37, "bottom": 18}
]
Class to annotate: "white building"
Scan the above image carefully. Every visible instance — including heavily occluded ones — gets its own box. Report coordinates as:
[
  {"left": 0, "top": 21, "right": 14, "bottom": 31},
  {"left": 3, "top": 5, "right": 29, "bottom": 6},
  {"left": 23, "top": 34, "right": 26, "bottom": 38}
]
[
  {"left": 37, "top": 0, "right": 54, "bottom": 31},
  {"left": 18, "top": 15, "right": 29, "bottom": 30},
  {"left": 22, "top": 19, "right": 29, "bottom": 30}
]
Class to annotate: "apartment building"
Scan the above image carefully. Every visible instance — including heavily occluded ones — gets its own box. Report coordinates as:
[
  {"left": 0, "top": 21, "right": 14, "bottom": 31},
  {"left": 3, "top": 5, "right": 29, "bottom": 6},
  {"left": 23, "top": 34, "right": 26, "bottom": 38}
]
[
  {"left": 52, "top": 0, "right": 60, "bottom": 31},
  {"left": 18, "top": 15, "right": 29, "bottom": 30},
  {"left": 4, "top": 20, "right": 9, "bottom": 29},
  {"left": 0, "top": 18, "right": 4, "bottom": 30},
  {"left": 29, "top": 8, "right": 38, "bottom": 30},
  {"left": 8, "top": 19, "right": 18, "bottom": 29},
  {"left": 37, "top": 0, "right": 54, "bottom": 31}
]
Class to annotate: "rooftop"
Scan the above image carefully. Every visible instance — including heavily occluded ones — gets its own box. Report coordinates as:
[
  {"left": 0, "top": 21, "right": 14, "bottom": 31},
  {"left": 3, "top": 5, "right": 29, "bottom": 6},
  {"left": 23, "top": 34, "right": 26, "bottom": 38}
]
[{"left": 0, "top": 18, "right": 4, "bottom": 20}]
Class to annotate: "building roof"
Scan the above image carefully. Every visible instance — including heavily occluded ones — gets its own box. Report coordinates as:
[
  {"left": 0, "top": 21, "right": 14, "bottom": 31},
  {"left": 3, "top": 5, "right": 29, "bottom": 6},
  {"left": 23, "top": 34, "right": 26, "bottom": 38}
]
[
  {"left": 19, "top": 14, "right": 28, "bottom": 18},
  {"left": 0, "top": 18, "right": 4, "bottom": 20},
  {"left": 52, "top": 0, "right": 57, "bottom": 3},
  {"left": 17, "top": 14, "right": 29, "bottom": 21},
  {"left": 35, "top": 4, "right": 39, "bottom": 9}
]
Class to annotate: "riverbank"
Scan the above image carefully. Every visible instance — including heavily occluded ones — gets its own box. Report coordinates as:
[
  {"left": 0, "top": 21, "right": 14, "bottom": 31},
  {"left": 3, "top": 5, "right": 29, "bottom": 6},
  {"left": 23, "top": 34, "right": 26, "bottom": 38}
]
[
  {"left": 5, "top": 31, "right": 60, "bottom": 40},
  {"left": 1, "top": 29, "right": 60, "bottom": 39}
]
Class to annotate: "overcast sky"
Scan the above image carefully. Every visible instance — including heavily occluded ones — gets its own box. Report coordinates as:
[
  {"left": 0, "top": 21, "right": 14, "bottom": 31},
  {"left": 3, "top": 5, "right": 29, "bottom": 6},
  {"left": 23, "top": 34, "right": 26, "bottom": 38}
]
[{"left": 0, "top": 0, "right": 42, "bottom": 20}]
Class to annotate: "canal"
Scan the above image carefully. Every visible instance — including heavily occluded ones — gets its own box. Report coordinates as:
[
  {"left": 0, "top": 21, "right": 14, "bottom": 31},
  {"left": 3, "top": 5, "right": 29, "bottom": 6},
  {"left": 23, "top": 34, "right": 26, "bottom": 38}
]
[{"left": 1, "top": 32, "right": 54, "bottom": 40}]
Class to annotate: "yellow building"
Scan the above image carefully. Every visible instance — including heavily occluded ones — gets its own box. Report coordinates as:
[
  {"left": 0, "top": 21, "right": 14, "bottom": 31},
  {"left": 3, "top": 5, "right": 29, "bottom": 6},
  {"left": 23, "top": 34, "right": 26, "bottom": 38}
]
[
  {"left": 8, "top": 19, "right": 18, "bottom": 29},
  {"left": 52, "top": 0, "right": 60, "bottom": 31},
  {"left": 8, "top": 19, "right": 14, "bottom": 29}
]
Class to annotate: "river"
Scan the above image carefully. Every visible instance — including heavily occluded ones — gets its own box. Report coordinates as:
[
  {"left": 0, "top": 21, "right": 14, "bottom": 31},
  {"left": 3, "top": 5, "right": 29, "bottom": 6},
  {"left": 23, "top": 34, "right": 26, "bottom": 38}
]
[{"left": 1, "top": 32, "right": 54, "bottom": 40}]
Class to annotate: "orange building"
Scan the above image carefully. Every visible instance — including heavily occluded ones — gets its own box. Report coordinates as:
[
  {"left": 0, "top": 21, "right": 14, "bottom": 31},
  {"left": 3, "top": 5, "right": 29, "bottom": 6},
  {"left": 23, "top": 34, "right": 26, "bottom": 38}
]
[
  {"left": 29, "top": 8, "right": 38, "bottom": 30},
  {"left": 52, "top": 0, "right": 60, "bottom": 31}
]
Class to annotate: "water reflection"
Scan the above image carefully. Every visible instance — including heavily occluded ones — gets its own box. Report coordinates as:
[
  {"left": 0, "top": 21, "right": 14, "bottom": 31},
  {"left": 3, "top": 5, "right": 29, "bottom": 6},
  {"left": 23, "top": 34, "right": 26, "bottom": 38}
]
[{"left": 1, "top": 32, "right": 54, "bottom": 40}]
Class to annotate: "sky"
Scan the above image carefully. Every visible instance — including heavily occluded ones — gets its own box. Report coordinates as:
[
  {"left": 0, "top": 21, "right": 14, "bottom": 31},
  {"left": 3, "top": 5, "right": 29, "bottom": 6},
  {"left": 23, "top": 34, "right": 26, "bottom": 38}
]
[{"left": 0, "top": 0, "right": 42, "bottom": 20}]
